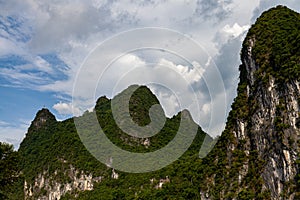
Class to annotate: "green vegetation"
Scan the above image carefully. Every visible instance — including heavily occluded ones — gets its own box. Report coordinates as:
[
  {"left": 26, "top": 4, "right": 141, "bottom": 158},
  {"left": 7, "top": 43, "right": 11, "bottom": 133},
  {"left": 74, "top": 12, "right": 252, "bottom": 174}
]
[
  {"left": 94, "top": 85, "right": 182, "bottom": 153},
  {"left": 243, "top": 5, "right": 300, "bottom": 84},
  {"left": 197, "top": 5, "right": 300, "bottom": 199},
  {"left": 17, "top": 85, "right": 210, "bottom": 199},
  {"left": 2, "top": 5, "right": 299, "bottom": 199},
  {"left": 0, "top": 142, "right": 21, "bottom": 200}
]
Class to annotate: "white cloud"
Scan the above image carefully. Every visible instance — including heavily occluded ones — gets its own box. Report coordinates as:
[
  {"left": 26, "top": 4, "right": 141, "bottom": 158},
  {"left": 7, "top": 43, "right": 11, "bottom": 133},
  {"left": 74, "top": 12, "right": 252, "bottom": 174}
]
[
  {"left": 118, "top": 54, "right": 146, "bottom": 67},
  {"left": 53, "top": 102, "right": 81, "bottom": 115},
  {"left": 222, "top": 23, "right": 250, "bottom": 38},
  {"left": 0, "top": 0, "right": 260, "bottom": 97},
  {"left": 72, "top": 51, "right": 226, "bottom": 136},
  {"left": 201, "top": 103, "right": 211, "bottom": 115},
  {"left": 0, "top": 68, "right": 49, "bottom": 85},
  {"left": 158, "top": 58, "right": 204, "bottom": 85},
  {"left": 0, "top": 37, "right": 22, "bottom": 56},
  {"left": 1, "top": 0, "right": 299, "bottom": 146},
  {"left": 148, "top": 85, "right": 180, "bottom": 118},
  {"left": 213, "top": 23, "right": 250, "bottom": 47}
]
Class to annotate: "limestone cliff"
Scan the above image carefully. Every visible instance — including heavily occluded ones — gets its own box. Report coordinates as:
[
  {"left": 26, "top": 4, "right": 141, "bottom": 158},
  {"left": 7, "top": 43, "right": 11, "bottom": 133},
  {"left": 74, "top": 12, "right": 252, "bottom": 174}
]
[
  {"left": 24, "top": 165, "right": 103, "bottom": 200},
  {"left": 200, "top": 5, "right": 300, "bottom": 199},
  {"left": 15, "top": 5, "right": 300, "bottom": 200}
]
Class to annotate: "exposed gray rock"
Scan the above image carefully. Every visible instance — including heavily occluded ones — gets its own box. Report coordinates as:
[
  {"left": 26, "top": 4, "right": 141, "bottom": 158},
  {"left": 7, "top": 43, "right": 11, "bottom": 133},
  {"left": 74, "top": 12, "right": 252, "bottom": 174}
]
[
  {"left": 228, "top": 37, "right": 299, "bottom": 199},
  {"left": 24, "top": 165, "right": 103, "bottom": 200}
]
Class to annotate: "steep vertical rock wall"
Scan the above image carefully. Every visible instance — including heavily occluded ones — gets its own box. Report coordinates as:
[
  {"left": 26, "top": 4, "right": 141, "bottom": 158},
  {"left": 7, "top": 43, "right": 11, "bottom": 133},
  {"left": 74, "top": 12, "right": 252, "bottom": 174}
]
[{"left": 201, "top": 6, "right": 300, "bottom": 199}]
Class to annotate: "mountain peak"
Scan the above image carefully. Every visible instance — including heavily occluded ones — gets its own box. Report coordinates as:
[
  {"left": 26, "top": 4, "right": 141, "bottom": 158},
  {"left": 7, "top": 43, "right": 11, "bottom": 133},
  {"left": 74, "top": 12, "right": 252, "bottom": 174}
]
[
  {"left": 96, "top": 85, "right": 161, "bottom": 127},
  {"left": 29, "top": 108, "right": 56, "bottom": 131},
  {"left": 242, "top": 5, "right": 300, "bottom": 84},
  {"left": 200, "top": 6, "right": 300, "bottom": 199}
]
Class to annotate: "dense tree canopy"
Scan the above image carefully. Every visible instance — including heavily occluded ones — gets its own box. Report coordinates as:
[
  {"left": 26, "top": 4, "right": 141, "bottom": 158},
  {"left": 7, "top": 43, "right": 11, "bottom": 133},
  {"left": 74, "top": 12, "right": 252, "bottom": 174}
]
[{"left": 0, "top": 142, "right": 19, "bottom": 199}]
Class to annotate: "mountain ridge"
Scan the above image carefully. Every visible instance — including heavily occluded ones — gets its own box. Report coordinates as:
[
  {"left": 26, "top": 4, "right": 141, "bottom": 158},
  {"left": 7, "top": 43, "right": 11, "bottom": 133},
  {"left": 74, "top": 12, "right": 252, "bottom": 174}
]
[
  {"left": 0, "top": 5, "right": 299, "bottom": 200},
  {"left": 17, "top": 84, "right": 210, "bottom": 199}
]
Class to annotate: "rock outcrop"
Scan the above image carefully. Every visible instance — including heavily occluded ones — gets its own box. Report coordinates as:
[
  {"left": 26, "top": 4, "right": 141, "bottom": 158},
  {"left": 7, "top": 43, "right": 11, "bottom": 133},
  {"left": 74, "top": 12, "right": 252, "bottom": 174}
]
[
  {"left": 235, "top": 37, "right": 299, "bottom": 199},
  {"left": 24, "top": 165, "right": 103, "bottom": 200},
  {"left": 201, "top": 5, "right": 300, "bottom": 199},
  {"left": 30, "top": 108, "right": 56, "bottom": 131}
]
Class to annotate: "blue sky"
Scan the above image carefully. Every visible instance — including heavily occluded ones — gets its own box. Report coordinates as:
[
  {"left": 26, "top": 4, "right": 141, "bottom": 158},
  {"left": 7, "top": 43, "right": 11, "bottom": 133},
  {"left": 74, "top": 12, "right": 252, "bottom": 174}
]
[{"left": 1, "top": 0, "right": 299, "bottom": 149}]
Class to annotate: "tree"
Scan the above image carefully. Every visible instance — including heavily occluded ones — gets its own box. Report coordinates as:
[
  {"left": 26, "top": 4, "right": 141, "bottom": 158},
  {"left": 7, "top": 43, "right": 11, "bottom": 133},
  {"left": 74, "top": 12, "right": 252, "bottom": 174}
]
[{"left": 0, "top": 142, "right": 19, "bottom": 199}]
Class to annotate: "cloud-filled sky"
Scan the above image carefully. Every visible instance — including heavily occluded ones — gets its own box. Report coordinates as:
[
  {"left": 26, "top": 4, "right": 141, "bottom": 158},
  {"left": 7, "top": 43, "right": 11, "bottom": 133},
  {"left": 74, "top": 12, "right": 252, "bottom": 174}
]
[{"left": 0, "top": 0, "right": 299, "bottom": 149}]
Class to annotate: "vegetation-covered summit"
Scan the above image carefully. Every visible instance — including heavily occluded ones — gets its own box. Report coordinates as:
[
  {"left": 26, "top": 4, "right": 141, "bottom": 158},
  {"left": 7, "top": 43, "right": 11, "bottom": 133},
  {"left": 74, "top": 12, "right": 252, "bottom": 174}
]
[
  {"left": 243, "top": 5, "right": 300, "bottom": 83},
  {"left": 197, "top": 5, "right": 300, "bottom": 199},
  {"left": 16, "top": 85, "right": 210, "bottom": 199}
]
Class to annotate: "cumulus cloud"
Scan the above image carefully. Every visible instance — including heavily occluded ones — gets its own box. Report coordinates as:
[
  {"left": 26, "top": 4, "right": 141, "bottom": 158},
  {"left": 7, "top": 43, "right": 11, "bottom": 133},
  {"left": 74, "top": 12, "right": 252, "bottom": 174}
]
[
  {"left": 159, "top": 58, "right": 204, "bottom": 85},
  {"left": 213, "top": 23, "right": 250, "bottom": 47},
  {"left": 53, "top": 102, "right": 81, "bottom": 115},
  {"left": 75, "top": 52, "right": 207, "bottom": 114},
  {"left": 223, "top": 23, "right": 250, "bottom": 38},
  {"left": 1, "top": 0, "right": 299, "bottom": 144},
  {"left": 70, "top": 48, "right": 226, "bottom": 136},
  {"left": 0, "top": 0, "right": 259, "bottom": 97},
  {"left": 149, "top": 86, "right": 180, "bottom": 118}
]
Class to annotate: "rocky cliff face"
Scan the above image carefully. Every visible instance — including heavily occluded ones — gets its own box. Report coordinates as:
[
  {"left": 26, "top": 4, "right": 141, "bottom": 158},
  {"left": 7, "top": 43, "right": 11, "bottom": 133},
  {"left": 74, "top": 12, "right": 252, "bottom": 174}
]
[
  {"left": 24, "top": 165, "right": 103, "bottom": 200},
  {"left": 29, "top": 108, "right": 56, "bottom": 131},
  {"left": 201, "top": 5, "right": 300, "bottom": 200},
  {"left": 236, "top": 37, "right": 299, "bottom": 199}
]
